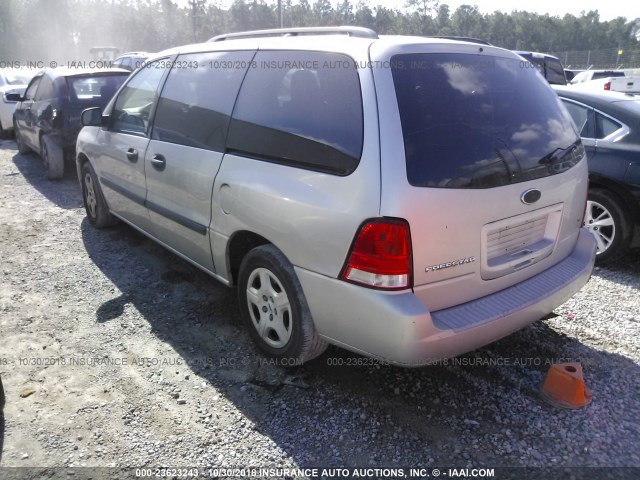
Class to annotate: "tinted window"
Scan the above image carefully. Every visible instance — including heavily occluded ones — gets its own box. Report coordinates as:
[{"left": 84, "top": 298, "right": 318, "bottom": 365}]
[
  {"left": 561, "top": 100, "right": 591, "bottom": 137},
  {"left": 112, "top": 62, "right": 167, "bottom": 134},
  {"left": 544, "top": 58, "right": 567, "bottom": 85},
  {"left": 596, "top": 113, "right": 622, "bottom": 139},
  {"left": 152, "top": 51, "right": 253, "bottom": 152},
  {"left": 592, "top": 71, "right": 624, "bottom": 80},
  {"left": 392, "top": 53, "right": 582, "bottom": 188},
  {"left": 227, "top": 50, "right": 363, "bottom": 175}
]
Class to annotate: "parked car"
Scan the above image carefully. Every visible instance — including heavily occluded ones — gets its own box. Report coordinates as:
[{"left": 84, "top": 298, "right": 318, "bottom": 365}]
[
  {"left": 0, "top": 69, "right": 34, "bottom": 139},
  {"left": 113, "top": 52, "right": 150, "bottom": 72},
  {"left": 570, "top": 69, "right": 626, "bottom": 84},
  {"left": 554, "top": 86, "right": 640, "bottom": 262},
  {"left": 10, "top": 68, "right": 129, "bottom": 179},
  {"left": 571, "top": 75, "right": 640, "bottom": 94},
  {"left": 77, "top": 27, "right": 595, "bottom": 366},
  {"left": 514, "top": 51, "right": 567, "bottom": 85}
]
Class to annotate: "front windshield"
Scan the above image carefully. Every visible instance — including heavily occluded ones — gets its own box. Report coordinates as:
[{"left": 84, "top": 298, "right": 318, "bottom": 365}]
[{"left": 4, "top": 71, "right": 32, "bottom": 85}]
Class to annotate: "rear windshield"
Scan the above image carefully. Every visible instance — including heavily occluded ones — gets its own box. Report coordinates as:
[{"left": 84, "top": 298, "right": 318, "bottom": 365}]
[
  {"left": 391, "top": 53, "right": 582, "bottom": 189},
  {"left": 67, "top": 74, "right": 128, "bottom": 103},
  {"left": 593, "top": 71, "right": 625, "bottom": 80}
]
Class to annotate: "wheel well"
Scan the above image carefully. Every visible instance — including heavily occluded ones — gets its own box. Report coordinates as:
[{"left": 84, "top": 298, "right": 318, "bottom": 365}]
[
  {"left": 76, "top": 153, "right": 89, "bottom": 183},
  {"left": 227, "top": 231, "right": 270, "bottom": 286}
]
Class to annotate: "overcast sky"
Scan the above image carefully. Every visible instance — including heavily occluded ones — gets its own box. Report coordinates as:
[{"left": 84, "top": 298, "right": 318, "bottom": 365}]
[{"left": 179, "top": 0, "right": 640, "bottom": 22}]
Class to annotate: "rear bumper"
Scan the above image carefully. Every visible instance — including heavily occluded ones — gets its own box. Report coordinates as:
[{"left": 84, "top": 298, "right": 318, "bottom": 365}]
[{"left": 296, "top": 229, "right": 596, "bottom": 366}]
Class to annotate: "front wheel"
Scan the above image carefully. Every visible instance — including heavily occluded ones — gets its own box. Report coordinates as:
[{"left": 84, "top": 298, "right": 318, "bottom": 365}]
[
  {"left": 14, "top": 123, "right": 30, "bottom": 154},
  {"left": 584, "top": 189, "right": 631, "bottom": 264},
  {"left": 81, "top": 162, "right": 117, "bottom": 228},
  {"left": 237, "top": 245, "right": 328, "bottom": 363}
]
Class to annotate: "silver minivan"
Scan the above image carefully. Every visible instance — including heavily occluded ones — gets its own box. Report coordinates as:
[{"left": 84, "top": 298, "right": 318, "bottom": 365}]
[{"left": 76, "top": 27, "right": 596, "bottom": 366}]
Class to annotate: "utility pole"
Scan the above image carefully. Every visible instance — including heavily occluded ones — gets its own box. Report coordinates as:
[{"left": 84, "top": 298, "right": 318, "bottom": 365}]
[
  {"left": 188, "top": 0, "right": 206, "bottom": 44},
  {"left": 278, "top": 0, "right": 283, "bottom": 28}
]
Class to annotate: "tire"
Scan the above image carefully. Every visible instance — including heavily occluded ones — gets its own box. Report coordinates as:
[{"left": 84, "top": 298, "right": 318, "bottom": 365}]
[
  {"left": 41, "top": 134, "right": 64, "bottom": 180},
  {"left": 14, "top": 123, "right": 30, "bottom": 154},
  {"left": 81, "top": 162, "right": 117, "bottom": 228},
  {"left": 237, "top": 244, "right": 328, "bottom": 363},
  {"left": 0, "top": 120, "right": 7, "bottom": 140},
  {"left": 584, "top": 188, "right": 631, "bottom": 264}
]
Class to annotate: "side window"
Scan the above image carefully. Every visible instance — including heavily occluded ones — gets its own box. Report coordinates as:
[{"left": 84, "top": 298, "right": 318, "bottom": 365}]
[
  {"left": 561, "top": 100, "right": 592, "bottom": 138},
  {"left": 34, "top": 76, "right": 55, "bottom": 101},
  {"left": 23, "top": 76, "right": 42, "bottom": 101},
  {"left": 152, "top": 51, "right": 254, "bottom": 151},
  {"left": 111, "top": 60, "right": 167, "bottom": 135},
  {"left": 227, "top": 50, "right": 364, "bottom": 175},
  {"left": 596, "top": 113, "right": 622, "bottom": 139}
]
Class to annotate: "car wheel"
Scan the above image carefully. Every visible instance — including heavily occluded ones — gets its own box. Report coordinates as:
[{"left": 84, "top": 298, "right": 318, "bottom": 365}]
[
  {"left": 41, "top": 134, "right": 64, "bottom": 180},
  {"left": 584, "top": 189, "right": 631, "bottom": 264},
  {"left": 14, "top": 124, "right": 30, "bottom": 154},
  {"left": 81, "top": 162, "right": 117, "bottom": 228},
  {"left": 238, "top": 244, "right": 328, "bottom": 363},
  {"left": 0, "top": 120, "right": 7, "bottom": 140}
]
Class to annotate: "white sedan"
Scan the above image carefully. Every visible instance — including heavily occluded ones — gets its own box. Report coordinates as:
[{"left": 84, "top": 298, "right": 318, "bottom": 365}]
[{"left": 0, "top": 69, "right": 33, "bottom": 139}]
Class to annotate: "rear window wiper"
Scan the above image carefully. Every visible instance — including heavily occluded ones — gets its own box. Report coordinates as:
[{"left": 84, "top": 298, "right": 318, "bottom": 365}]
[{"left": 538, "top": 140, "right": 581, "bottom": 165}]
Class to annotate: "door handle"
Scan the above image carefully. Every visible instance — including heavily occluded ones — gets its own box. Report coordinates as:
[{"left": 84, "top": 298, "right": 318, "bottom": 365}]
[
  {"left": 126, "top": 148, "right": 138, "bottom": 162},
  {"left": 150, "top": 154, "right": 166, "bottom": 171}
]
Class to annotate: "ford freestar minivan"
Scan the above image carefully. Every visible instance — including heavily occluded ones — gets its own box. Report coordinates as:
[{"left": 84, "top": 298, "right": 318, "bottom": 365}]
[{"left": 76, "top": 27, "right": 596, "bottom": 366}]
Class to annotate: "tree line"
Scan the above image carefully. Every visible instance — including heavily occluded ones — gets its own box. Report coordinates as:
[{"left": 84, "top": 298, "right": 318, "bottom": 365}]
[{"left": 0, "top": 0, "right": 639, "bottom": 63}]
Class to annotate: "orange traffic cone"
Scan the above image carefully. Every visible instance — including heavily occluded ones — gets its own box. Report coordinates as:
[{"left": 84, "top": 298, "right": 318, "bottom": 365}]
[{"left": 540, "top": 362, "right": 592, "bottom": 409}]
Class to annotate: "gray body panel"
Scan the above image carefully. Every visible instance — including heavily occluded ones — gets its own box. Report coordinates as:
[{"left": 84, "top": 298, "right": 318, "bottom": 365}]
[{"left": 145, "top": 140, "right": 219, "bottom": 273}]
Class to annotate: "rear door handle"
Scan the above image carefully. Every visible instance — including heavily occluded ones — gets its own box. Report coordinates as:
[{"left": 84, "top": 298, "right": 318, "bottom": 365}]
[
  {"left": 126, "top": 148, "right": 138, "bottom": 162},
  {"left": 150, "top": 154, "right": 166, "bottom": 171}
]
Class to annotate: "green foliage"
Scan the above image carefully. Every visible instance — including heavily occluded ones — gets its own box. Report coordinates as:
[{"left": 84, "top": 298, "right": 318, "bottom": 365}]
[{"left": 0, "top": 0, "right": 638, "bottom": 62}]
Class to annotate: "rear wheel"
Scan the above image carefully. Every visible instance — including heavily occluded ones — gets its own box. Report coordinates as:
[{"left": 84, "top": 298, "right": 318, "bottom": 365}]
[
  {"left": 237, "top": 244, "right": 328, "bottom": 363},
  {"left": 81, "top": 162, "right": 117, "bottom": 228},
  {"left": 0, "top": 120, "right": 7, "bottom": 140},
  {"left": 41, "top": 134, "right": 64, "bottom": 180},
  {"left": 584, "top": 189, "right": 631, "bottom": 264}
]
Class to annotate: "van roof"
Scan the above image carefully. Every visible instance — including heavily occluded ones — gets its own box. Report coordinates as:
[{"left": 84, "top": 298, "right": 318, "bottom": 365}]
[{"left": 148, "top": 29, "right": 511, "bottom": 63}]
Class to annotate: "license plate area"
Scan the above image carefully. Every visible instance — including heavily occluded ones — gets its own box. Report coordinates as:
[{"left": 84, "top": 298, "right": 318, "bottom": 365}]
[{"left": 481, "top": 204, "right": 564, "bottom": 280}]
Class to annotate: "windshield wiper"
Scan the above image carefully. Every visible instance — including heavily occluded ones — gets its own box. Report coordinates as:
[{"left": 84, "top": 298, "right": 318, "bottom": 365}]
[{"left": 538, "top": 140, "right": 580, "bottom": 165}]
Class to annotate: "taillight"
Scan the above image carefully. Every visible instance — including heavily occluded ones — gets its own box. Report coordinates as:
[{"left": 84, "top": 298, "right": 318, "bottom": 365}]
[
  {"left": 340, "top": 218, "right": 412, "bottom": 290},
  {"left": 604, "top": 82, "right": 611, "bottom": 91}
]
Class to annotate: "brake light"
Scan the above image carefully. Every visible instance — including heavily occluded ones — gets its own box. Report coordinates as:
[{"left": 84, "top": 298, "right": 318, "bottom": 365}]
[
  {"left": 341, "top": 218, "right": 412, "bottom": 290},
  {"left": 604, "top": 82, "right": 611, "bottom": 91}
]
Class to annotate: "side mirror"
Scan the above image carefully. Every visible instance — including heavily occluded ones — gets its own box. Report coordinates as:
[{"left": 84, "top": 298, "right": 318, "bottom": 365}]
[
  {"left": 5, "top": 93, "right": 23, "bottom": 102},
  {"left": 81, "top": 107, "right": 106, "bottom": 127}
]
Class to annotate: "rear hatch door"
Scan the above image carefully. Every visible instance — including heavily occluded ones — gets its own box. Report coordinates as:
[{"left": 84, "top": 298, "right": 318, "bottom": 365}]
[{"left": 372, "top": 43, "right": 588, "bottom": 312}]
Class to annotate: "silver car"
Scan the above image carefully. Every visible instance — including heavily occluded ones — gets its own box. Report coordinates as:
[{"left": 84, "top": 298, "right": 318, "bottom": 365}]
[{"left": 76, "top": 27, "right": 596, "bottom": 366}]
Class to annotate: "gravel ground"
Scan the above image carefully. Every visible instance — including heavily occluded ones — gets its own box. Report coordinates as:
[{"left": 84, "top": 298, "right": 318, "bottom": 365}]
[{"left": 0, "top": 139, "right": 639, "bottom": 479}]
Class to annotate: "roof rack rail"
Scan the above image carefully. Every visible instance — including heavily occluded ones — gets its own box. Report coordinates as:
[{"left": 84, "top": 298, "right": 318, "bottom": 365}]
[
  {"left": 426, "top": 36, "right": 492, "bottom": 46},
  {"left": 209, "top": 26, "right": 378, "bottom": 42}
]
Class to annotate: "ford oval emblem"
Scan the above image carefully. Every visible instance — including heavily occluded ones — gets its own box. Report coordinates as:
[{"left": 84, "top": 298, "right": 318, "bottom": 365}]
[{"left": 521, "top": 188, "right": 542, "bottom": 205}]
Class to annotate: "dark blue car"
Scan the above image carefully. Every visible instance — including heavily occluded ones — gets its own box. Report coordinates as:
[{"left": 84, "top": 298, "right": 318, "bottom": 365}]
[
  {"left": 10, "top": 68, "right": 129, "bottom": 179},
  {"left": 554, "top": 86, "right": 640, "bottom": 263}
]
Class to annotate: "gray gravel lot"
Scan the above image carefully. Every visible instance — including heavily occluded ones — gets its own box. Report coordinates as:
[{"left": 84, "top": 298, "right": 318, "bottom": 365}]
[{"left": 0, "top": 140, "right": 639, "bottom": 479}]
